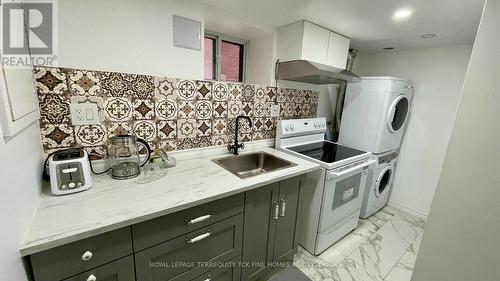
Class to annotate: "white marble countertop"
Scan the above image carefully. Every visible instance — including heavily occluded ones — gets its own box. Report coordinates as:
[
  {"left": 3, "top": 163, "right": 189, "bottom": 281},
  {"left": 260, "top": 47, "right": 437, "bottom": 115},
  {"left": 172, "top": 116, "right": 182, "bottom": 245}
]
[{"left": 20, "top": 147, "right": 319, "bottom": 256}]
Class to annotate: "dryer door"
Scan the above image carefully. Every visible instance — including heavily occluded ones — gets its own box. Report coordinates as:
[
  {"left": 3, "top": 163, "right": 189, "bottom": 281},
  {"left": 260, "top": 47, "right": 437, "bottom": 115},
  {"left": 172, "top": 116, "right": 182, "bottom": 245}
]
[
  {"left": 387, "top": 95, "right": 410, "bottom": 133},
  {"left": 375, "top": 166, "right": 393, "bottom": 198}
]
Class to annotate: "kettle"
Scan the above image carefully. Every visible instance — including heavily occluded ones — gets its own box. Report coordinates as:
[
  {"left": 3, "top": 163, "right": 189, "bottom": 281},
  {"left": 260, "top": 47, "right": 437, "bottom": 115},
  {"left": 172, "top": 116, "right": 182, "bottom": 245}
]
[{"left": 109, "top": 135, "right": 151, "bottom": 180}]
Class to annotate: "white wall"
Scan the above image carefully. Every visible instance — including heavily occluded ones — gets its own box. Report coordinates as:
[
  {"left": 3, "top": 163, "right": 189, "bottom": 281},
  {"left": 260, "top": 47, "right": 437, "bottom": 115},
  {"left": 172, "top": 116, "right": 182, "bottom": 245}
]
[
  {"left": 58, "top": 0, "right": 337, "bottom": 125},
  {"left": 321, "top": 85, "right": 338, "bottom": 127},
  {"left": 58, "top": 0, "right": 205, "bottom": 79},
  {"left": 247, "top": 35, "right": 275, "bottom": 85},
  {"left": 413, "top": 1, "right": 500, "bottom": 279},
  {"left": 355, "top": 45, "right": 472, "bottom": 216},
  {"left": 0, "top": 123, "right": 43, "bottom": 281}
]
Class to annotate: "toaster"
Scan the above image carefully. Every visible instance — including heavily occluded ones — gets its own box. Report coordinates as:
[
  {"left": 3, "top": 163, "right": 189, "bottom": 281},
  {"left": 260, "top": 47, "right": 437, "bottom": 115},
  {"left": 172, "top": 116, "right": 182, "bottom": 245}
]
[{"left": 48, "top": 148, "right": 92, "bottom": 195}]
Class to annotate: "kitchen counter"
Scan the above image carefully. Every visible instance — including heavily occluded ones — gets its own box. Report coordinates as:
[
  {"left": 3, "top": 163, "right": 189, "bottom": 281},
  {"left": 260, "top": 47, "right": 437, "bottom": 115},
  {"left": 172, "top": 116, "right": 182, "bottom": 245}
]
[{"left": 20, "top": 147, "right": 319, "bottom": 256}]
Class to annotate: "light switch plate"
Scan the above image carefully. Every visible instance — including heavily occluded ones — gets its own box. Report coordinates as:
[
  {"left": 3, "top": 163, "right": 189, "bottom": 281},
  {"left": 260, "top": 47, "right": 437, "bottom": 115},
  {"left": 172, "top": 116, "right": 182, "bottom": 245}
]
[
  {"left": 270, "top": 104, "right": 280, "bottom": 117},
  {"left": 70, "top": 103, "right": 100, "bottom": 125}
]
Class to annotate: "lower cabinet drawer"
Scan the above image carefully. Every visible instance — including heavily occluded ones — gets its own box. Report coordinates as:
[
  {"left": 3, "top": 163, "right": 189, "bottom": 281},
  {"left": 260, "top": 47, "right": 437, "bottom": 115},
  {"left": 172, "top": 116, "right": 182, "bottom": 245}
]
[
  {"left": 190, "top": 256, "right": 241, "bottom": 281},
  {"left": 135, "top": 214, "right": 243, "bottom": 281},
  {"left": 62, "top": 255, "right": 135, "bottom": 281},
  {"left": 31, "top": 228, "right": 133, "bottom": 281},
  {"left": 133, "top": 194, "right": 244, "bottom": 251}
]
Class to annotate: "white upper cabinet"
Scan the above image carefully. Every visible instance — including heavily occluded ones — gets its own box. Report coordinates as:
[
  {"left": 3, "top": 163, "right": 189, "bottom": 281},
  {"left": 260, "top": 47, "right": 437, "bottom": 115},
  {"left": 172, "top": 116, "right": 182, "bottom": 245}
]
[
  {"left": 300, "top": 21, "right": 330, "bottom": 64},
  {"left": 277, "top": 21, "right": 306, "bottom": 62},
  {"left": 278, "top": 20, "right": 350, "bottom": 68},
  {"left": 326, "top": 32, "right": 350, "bottom": 69}
]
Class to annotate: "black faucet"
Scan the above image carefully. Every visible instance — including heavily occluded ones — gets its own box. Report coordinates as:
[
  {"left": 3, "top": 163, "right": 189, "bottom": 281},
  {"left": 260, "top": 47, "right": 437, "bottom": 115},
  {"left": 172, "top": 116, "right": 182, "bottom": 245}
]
[{"left": 228, "top": 115, "right": 253, "bottom": 155}]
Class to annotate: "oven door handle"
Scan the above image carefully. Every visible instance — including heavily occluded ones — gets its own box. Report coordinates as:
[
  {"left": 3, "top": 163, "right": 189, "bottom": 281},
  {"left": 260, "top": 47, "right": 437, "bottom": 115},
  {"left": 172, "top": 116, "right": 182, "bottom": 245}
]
[{"left": 327, "top": 160, "right": 376, "bottom": 179}]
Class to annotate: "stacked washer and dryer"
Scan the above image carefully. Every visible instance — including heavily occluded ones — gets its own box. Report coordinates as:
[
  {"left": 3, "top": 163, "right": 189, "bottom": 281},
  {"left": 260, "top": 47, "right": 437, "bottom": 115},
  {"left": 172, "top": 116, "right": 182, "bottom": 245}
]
[{"left": 339, "top": 77, "right": 414, "bottom": 218}]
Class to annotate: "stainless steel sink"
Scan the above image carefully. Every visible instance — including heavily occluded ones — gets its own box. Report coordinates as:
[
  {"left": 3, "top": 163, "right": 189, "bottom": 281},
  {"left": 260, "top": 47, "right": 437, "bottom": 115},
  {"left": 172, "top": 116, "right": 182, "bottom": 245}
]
[{"left": 213, "top": 152, "right": 296, "bottom": 179}]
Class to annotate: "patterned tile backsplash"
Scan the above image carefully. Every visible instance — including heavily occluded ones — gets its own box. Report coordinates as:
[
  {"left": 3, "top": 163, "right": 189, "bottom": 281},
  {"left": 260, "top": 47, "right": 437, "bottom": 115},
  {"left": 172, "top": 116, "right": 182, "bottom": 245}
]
[{"left": 36, "top": 66, "right": 319, "bottom": 158}]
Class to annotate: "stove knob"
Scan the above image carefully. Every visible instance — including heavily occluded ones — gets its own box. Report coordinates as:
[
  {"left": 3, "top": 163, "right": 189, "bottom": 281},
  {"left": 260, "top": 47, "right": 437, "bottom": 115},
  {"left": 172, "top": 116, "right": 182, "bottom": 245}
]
[
  {"left": 285, "top": 124, "right": 290, "bottom": 131},
  {"left": 314, "top": 122, "right": 318, "bottom": 128},
  {"left": 68, "top": 182, "right": 76, "bottom": 189},
  {"left": 290, "top": 125, "right": 295, "bottom": 131}
]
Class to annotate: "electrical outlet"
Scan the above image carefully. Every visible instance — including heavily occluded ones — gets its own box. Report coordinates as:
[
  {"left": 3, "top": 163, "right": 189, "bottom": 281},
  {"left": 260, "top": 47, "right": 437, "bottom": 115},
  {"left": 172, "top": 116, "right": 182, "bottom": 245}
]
[
  {"left": 70, "top": 103, "right": 100, "bottom": 125},
  {"left": 270, "top": 104, "right": 280, "bottom": 117}
]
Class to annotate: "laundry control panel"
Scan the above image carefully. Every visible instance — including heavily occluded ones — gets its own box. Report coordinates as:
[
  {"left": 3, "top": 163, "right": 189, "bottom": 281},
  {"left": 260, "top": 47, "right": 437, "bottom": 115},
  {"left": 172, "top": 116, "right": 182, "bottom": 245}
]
[{"left": 277, "top": 117, "right": 327, "bottom": 137}]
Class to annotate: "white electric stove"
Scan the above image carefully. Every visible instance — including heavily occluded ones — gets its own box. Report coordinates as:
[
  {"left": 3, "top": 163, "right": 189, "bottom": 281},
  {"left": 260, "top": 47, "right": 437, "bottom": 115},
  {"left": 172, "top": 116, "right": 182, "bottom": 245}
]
[{"left": 276, "top": 117, "right": 375, "bottom": 255}]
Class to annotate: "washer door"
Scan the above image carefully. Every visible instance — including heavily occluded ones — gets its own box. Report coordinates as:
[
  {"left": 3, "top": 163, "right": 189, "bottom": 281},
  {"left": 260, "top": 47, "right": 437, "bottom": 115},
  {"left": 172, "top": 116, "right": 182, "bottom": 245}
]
[
  {"left": 387, "top": 95, "right": 410, "bottom": 133},
  {"left": 375, "top": 166, "right": 393, "bottom": 198}
]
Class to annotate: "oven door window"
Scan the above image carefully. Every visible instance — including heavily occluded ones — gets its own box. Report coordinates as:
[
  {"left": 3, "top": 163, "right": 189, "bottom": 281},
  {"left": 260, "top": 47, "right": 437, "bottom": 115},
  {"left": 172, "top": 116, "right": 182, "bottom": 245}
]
[{"left": 332, "top": 173, "right": 361, "bottom": 210}]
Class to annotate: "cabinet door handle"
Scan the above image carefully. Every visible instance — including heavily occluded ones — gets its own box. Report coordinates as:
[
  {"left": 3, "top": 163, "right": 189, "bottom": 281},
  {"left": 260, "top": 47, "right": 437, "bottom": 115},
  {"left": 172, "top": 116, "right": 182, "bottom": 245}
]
[
  {"left": 186, "top": 230, "right": 211, "bottom": 244},
  {"left": 86, "top": 274, "right": 97, "bottom": 281},
  {"left": 273, "top": 201, "right": 279, "bottom": 220},
  {"left": 279, "top": 199, "right": 286, "bottom": 217},
  {"left": 81, "top": 251, "right": 93, "bottom": 261},
  {"left": 187, "top": 213, "right": 212, "bottom": 224}
]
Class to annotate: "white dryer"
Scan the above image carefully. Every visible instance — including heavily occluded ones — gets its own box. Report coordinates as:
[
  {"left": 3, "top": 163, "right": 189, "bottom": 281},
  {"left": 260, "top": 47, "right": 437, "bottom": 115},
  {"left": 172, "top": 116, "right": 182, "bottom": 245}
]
[
  {"left": 360, "top": 150, "right": 398, "bottom": 218},
  {"left": 339, "top": 76, "right": 413, "bottom": 154}
]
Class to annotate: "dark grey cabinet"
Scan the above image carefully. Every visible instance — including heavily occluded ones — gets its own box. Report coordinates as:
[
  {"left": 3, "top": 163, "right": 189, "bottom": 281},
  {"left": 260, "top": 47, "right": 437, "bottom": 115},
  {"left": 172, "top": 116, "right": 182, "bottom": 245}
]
[
  {"left": 31, "top": 228, "right": 133, "bottom": 281},
  {"left": 241, "top": 183, "right": 278, "bottom": 281},
  {"left": 62, "top": 255, "right": 135, "bottom": 281},
  {"left": 134, "top": 214, "right": 243, "bottom": 281},
  {"left": 272, "top": 176, "right": 301, "bottom": 262},
  {"left": 241, "top": 176, "right": 302, "bottom": 281},
  {"left": 190, "top": 256, "right": 241, "bottom": 281},
  {"left": 28, "top": 175, "right": 304, "bottom": 281},
  {"left": 132, "top": 194, "right": 244, "bottom": 251}
]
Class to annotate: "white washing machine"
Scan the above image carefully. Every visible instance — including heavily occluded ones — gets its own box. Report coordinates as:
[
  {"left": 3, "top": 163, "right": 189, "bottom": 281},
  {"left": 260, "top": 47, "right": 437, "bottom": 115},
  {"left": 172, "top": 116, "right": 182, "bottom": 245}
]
[
  {"left": 360, "top": 150, "right": 398, "bottom": 218},
  {"left": 339, "top": 76, "right": 413, "bottom": 154}
]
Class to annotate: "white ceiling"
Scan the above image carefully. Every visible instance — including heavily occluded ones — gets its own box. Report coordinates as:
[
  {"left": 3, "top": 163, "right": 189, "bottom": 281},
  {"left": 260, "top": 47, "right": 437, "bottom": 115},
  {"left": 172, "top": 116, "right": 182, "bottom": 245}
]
[{"left": 196, "top": 0, "right": 485, "bottom": 53}]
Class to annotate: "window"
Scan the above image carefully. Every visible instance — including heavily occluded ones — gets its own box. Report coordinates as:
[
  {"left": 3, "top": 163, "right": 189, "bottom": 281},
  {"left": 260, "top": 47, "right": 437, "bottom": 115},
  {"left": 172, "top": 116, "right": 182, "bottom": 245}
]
[
  {"left": 220, "top": 41, "right": 244, "bottom": 82},
  {"left": 204, "top": 33, "right": 247, "bottom": 82},
  {"left": 204, "top": 37, "right": 216, "bottom": 80}
]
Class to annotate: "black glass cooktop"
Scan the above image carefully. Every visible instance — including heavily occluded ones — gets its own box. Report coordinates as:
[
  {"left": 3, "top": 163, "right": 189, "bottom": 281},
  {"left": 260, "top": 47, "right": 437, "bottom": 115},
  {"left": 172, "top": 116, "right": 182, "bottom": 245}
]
[{"left": 288, "top": 141, "right": 367, "bottom": 163}]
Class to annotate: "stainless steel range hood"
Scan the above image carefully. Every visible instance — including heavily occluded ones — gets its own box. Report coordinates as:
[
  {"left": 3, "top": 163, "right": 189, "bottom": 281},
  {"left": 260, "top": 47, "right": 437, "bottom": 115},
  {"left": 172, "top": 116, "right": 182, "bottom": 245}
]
[{"left": 277, "top": 60, "right": 361, "bottom": 84}]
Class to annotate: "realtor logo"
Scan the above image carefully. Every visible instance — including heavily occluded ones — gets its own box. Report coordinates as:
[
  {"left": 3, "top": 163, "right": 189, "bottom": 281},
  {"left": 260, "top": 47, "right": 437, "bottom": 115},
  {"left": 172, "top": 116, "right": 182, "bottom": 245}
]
[{"left": 1, "top": 1, "right": 57, "bottom": 67}]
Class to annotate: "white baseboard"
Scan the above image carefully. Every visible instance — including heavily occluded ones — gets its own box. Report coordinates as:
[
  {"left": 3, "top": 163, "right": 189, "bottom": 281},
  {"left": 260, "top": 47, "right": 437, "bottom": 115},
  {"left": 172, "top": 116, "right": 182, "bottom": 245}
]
[{"left": 388, "top": 201, "right": 428, "bottom": 220}]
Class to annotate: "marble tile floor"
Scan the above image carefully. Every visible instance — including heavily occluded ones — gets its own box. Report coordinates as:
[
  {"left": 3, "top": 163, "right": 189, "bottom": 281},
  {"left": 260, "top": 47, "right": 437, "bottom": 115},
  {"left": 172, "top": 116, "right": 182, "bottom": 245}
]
[{"left": 293, "top": 206, "right": 426, "bottom": 281}]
